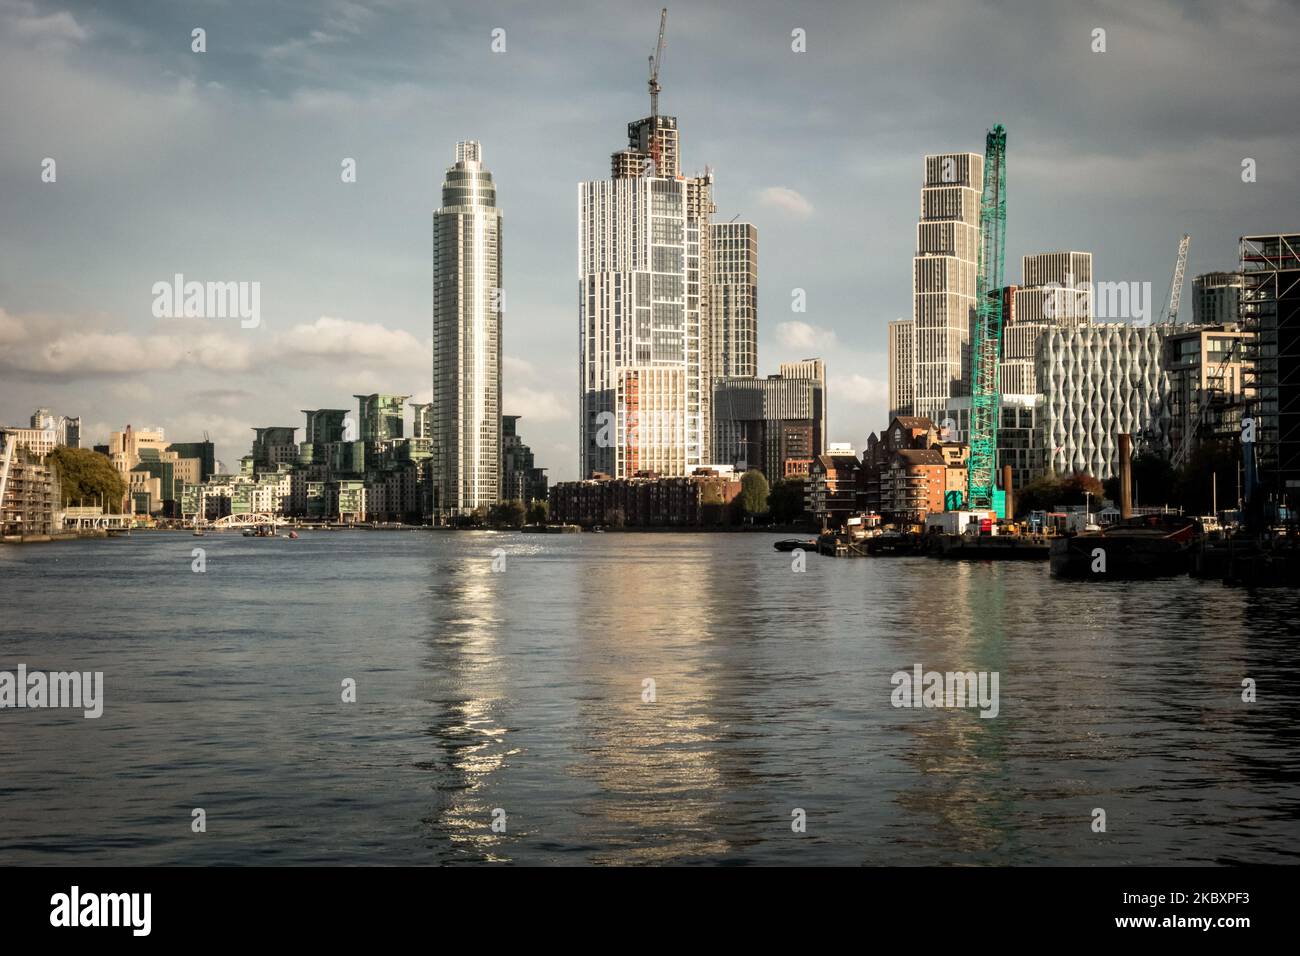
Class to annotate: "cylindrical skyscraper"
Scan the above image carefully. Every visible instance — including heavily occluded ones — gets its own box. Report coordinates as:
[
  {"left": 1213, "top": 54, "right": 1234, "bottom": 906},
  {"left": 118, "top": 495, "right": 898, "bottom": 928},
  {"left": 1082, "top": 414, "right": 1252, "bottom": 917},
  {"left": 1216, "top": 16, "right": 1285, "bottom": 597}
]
[{"left": 433, "top": 141, "right": 503, "bottom": 515}]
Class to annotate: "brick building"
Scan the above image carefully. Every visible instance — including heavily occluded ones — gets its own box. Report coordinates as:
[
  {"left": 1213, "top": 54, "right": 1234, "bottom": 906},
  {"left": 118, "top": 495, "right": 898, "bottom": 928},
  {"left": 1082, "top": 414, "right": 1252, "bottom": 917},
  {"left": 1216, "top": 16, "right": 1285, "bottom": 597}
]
[{"left": 549, "top": 470, "right": 741, "bottom": 527}]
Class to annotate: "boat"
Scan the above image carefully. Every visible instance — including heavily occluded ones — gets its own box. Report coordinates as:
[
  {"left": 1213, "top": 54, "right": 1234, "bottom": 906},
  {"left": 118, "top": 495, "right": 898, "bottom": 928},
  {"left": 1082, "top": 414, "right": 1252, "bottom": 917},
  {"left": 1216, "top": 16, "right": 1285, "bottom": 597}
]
[
  {"left": 288, "top": 531, "right": 299, "bottom": 539},
  {"left": 773, "top": 538, "right": 816, "bottom": 552},
  {"left": 1050, "top": 513, "right": 1197, "bottom": 579},
  {"left": 242, "top": 525, "right": 277, "bottom": 538}
]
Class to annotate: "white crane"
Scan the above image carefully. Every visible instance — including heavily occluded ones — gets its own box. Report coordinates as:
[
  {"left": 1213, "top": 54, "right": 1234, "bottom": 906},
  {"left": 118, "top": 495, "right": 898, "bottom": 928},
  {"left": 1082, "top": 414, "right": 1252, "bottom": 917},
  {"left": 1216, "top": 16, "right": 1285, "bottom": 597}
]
[{"left": 1159, "top": 233, "right": 1190, "bottom": 325}]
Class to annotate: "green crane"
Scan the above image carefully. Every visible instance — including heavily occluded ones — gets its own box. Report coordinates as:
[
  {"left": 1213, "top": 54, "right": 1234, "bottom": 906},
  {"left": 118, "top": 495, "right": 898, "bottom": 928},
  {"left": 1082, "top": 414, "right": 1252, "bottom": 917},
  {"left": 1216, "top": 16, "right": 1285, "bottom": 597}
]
[{"left": 967, "top": 124, "right": 1008, "bottom": 514}]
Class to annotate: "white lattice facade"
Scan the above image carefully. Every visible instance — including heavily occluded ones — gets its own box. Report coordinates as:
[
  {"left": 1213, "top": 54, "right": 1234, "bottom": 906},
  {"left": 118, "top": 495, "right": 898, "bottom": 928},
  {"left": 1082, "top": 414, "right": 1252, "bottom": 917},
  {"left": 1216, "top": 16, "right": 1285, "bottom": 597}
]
[{"left": 1039, "top": 324, "right": 1170, "bottom": 480}]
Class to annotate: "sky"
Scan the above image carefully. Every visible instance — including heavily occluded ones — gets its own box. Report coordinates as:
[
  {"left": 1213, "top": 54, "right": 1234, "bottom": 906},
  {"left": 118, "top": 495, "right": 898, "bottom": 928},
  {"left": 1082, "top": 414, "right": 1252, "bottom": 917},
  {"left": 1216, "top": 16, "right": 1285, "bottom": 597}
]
[{"left": 2, "top": 0, "right": 1297, "bottom": 481}]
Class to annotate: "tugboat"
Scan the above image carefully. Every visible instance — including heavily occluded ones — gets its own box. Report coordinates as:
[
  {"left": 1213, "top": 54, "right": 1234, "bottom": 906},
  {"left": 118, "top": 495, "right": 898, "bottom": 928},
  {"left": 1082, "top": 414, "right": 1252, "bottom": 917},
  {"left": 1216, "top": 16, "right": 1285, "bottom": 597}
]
[{"left": 1050, "top": 513, "right": 1198, "bottom": 579}]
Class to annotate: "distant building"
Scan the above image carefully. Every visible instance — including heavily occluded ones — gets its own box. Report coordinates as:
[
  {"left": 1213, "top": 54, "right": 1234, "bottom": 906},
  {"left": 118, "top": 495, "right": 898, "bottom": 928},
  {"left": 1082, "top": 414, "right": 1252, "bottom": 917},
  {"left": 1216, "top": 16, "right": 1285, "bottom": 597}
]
[
  {"left": 1039, "top": 324, "right": 1170, "bottom": 480},
  {"left": 433, "top": 140, "right": 503, "bottom": 514},
  {"left": 808, "top": 451, "right": 861, "bottom": 528},
  {"left": 250, "top": 426, "right": 299, "bottom": 471},
  {"left": 617, "top": 366, "right": 688, "bottom": 478},
  {"left": 0, "top": 441, "right": 60, "bottom": 536},
  {"left": 779, "top": 359, "right": 828, "bottom": 452},
  {"left": 863, "top": 416, "right": 939, "bottom": 515},
  {"left": 29, "top": 408, "right": 81, "bottom": 448},
  {"left": 579, "top": 95, "right": 715, "bottom": 479},
  {"left": 1000, "top": 253, "right": 1093, "bottom": 398},
  {"left": 1240, "top": 233, "right": 1300, "bottom": 501},
  {"left": 939, "top": 394, "right": 1045, "bottom": 493},
  {"left": 354, "top": 394, "right": 409, "bottom": 442},
  {"left": 712, "top": 370, "right": 824, "bottom": 481},
  {"left": 912, "top": 151, "right": 982, "bottom": 422},
  {"left": 880, "top": 447, "right": 950, "bottom": 524},
  {"left": 1192, "top": 272, "right": 1243, "bottom": 326},
  {"left": 710, "top": 221, "right": 758, "bottom": 378},
  {"left": 409, "top": 402, "right": 433, "bottom": 440},
  {"left": 501, "top": 415, "right": 549, "bottom": 504},
  {"left": 166, "top": 440, "right": 216, "bottom": 482},
  {"left": 887, "top": 319, "right": 915, "bottom": 418},
  {"left": 1162, "top": 323, "right": 1254, "bottom": 462},
  {"left": 548, "top": 470, "right": 741, "bottom": 527}
]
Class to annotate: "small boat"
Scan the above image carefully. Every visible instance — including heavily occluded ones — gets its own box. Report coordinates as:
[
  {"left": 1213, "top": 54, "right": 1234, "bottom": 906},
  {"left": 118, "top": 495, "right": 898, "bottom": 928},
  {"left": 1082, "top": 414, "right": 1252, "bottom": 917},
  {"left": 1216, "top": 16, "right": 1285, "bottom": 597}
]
[
  {"left": 288, "top": 531, "right": 299, "bottom": 539},
  {"left": 773, "top": 538, "right": 816, "bottom": 552},
  {"left": 192, "top": 529, "right": 205, "bottom": 537}
]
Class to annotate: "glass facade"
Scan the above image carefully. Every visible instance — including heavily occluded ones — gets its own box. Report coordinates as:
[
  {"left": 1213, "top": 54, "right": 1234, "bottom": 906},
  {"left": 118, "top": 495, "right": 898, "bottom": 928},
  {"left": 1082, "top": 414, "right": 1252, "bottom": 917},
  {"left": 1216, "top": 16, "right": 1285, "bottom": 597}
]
[{"left": 432, "top": 141, "right": 503, "bottom": 513}]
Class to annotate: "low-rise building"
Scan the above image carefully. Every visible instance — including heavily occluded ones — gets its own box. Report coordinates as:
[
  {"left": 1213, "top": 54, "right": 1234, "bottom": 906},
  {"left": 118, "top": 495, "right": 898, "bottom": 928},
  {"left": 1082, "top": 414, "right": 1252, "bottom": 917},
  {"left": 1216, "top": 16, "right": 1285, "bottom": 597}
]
[
  {"left": 808, "top": 452, "right": 861, "bottom": 528},
  {"left": 880, "top": 448, "right": 949, "bottom": 524},
  {"left": 549, "top": 470, "right": 741, "bottom": 527}
]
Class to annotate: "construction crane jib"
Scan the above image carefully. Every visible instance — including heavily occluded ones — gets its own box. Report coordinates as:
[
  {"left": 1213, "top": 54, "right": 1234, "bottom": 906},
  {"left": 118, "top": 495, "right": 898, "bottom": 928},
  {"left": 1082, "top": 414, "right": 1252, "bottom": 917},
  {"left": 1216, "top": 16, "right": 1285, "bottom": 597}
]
[{"left": 966, "top": 124, "right": 1008, "bottom": 514}]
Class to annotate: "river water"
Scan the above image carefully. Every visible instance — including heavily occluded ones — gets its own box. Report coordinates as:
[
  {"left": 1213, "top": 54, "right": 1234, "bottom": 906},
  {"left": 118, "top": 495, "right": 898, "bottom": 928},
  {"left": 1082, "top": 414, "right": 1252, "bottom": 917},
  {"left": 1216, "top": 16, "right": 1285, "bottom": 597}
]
[{"left": 1, "top": 531, "right": 1297, "bottom": 865}]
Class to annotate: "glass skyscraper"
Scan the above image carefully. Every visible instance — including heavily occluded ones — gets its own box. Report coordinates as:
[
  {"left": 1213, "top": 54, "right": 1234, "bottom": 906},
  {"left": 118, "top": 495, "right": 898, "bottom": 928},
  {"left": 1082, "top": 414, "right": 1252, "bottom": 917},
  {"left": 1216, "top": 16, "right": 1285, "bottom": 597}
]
[
  {"left": 579, "top": 104, "right": 715, "bottom": 479},
  {"left": 432, "top": 141, "right": 502, "bottom": 514}
]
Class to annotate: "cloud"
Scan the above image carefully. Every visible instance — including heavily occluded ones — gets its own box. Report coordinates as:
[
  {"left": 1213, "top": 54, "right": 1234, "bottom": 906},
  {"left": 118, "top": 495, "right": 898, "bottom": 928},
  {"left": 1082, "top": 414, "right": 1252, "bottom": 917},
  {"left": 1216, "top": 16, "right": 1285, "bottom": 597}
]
[
  {"left": 0, "top": 310, "right": 256, "bottom": 378},
  {"left": 188, "top": 388, "right": 255, "bottom": 408},
  {"left": 108, "top": 381, "right": 153, "bottom": 403},
  {"left": 3, "top": 2, "right": 87, "bottom": 52},
  {"left": 829, "top": 372, "right": 887, "bottom": 407},
  {"left": 503, "top": 386, "right": 568, "bottom": 423},
  {"left": 757, "top": 186, "right": 813, "bottom": 219},
  {"left": 500, "top": 355, "right": 568, "bottom": 423},
  {"left": 273, "top": 316, "right": 429, "bottom": 368},
  {"left": 774, "top": 320, "right": 839, "bottom": 352}
]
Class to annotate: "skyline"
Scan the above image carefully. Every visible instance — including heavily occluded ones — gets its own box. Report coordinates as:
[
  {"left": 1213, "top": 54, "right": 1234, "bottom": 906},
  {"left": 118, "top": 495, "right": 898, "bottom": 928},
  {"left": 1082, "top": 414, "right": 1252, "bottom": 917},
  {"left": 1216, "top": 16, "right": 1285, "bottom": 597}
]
[{"left": 3, "top": 0, "right": 1298, "bottom": 481}]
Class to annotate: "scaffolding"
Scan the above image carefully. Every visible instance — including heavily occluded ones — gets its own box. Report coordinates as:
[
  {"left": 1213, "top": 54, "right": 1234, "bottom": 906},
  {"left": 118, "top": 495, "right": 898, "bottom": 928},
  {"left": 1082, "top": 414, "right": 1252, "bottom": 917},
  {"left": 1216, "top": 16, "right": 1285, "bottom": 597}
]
[{"left": 1240, "top": 233, "right": 1300, "bottom": 506}]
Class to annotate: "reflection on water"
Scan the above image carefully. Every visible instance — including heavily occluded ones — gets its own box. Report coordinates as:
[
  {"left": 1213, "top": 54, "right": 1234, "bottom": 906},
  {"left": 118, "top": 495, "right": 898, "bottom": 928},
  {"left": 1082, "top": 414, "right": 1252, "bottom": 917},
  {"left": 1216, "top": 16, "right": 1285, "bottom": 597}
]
[{"left": 1, "top": 531, "right": 1298, "bottom": 865}]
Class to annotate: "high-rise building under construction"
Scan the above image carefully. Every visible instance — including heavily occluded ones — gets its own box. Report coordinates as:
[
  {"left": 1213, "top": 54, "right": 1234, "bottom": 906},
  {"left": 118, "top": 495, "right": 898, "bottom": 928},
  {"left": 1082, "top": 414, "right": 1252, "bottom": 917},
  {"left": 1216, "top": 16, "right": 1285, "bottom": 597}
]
[{"left": 578, "top": 13, "right": 715, "bottom": 478}]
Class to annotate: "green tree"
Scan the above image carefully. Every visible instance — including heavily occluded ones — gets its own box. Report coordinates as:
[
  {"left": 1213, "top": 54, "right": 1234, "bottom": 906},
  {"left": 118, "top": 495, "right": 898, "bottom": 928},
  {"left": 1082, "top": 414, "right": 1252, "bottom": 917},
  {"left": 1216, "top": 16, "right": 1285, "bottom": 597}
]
[
  {"left": 526, "top": 499, "right": 549, "bottom": 525},
  {"left": 1016, "top": 472, "right": 1104, "bottom": 517},
  {"left": 768, "top": 478, "right": 807, "bottom": 524},
  {"left": 46, "top": 447, "right": 126, "bottom": 510},
  {"left": 1103, "top": 453, "right": 1176, "bottom": 507},
  {"left": 488, "top": 500, "right": 526, "bottom": 529},
  {"left": 739, "top": 469, "right": 770, "bottom": 520}
]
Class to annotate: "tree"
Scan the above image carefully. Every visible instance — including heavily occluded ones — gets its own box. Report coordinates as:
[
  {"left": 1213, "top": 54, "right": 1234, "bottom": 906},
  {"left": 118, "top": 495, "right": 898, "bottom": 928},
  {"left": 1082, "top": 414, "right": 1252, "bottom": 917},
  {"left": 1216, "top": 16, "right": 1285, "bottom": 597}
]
[
  {"left": 488, "top": 499, "right": 526, "bottom": 529},
  {"left": 1015, "top": 471, "right": 1103, "bottom": 517},
  {"left": 46, "top": 447, "right": 125, "bottom": 511},
  {"left": 1058, "top": 472, "right": 1104, "bottom": 506},
  {"left": 527, "top": 499, "right": 549, "bottom": 525},
  {"left": 739, "top": 469, "right": 770, "bottom": 520},
  {"left": 1103, "top": 453, "right": 1176, "bottom": 507},
  {"left": 768, "top": 478, "right": 808, "bottom": 524}
]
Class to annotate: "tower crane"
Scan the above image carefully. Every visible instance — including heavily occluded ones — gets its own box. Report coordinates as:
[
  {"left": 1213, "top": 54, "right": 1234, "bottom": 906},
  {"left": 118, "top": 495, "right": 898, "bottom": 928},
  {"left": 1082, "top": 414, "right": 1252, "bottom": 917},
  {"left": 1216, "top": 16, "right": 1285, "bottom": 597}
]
[
  {"left": 648, "top": 8, "right": 667, "bottom": 118},
  {"left": 966, "top": 125, "right": 1009, "bottom": 514}
]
